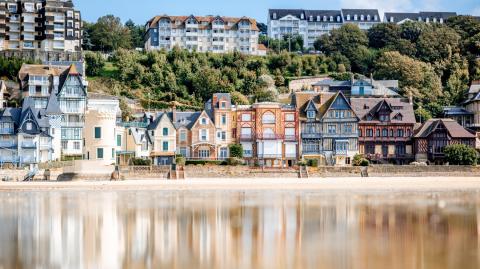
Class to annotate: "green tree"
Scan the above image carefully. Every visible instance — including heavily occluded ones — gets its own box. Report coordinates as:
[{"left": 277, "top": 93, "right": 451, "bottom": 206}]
[
  {"left": 229, "top": 144, "right": 244, "bottom": 158},
  {"left": 416, "top": 25, "right": 460, "bottom": 63},
  {"left": 90, "top": 15, "right": 132, "bottom": 51},
  {"left": 125, "top": 19, "right": 146, "bottom": 49},
  {"left": 444, "top": 144, "right": 478, "bottom": 165},
  {"left": 367, "top": 23, "right": 401, "bottom": 48},
  {"left": 84, "top": 51, "right": 105, "bottom": 76},
  {"left": 414, "top": 107, "right": 432, "bottom": 123}
]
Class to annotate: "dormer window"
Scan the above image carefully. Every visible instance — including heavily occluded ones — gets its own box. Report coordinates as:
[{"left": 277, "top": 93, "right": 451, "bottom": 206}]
[
  {"left": 374, "top": 15, "right": 378, "bottom": 21},
  {"left": 337, "top": 16, "right": 341, "bottom": 22},
  {"left": 433, "top": 18, "right": 437, "bottom": 23},
  {"left": 309, "top": 16, "right": 313, "bottom": 22},
  {"left": 26, "top": 122, "right": 32, "bottom": 130},
  {"left": 426, "top": 17, "right": 430, "bottom": 23},
  {"left": 323, "top": 16, "right": 327, "bottom": 21},
  {"left": 300, "top": 13, "right": 304, "bottom": 19},
  {"left": 354, "top": 15, "right": 358, "bottom": 21},
  {"left": 201, "top": 118, "right": 207, "bottom": 125},
  {"left": 360, "top": 15, "right": 364, "bottom": 21},
  {"left": 367, "top": 15, "right": 371, "bottom": 21},
  {"left": 390, "top": 16, "right": 394, "bottom": 22},
  {"left": 330, "top": 16, "right": 333, "bottom": 22},
  {"left": 346, "top": 15, "right": 350, "bottom": 21},
  {"left": 439, "top": 18, "right": 444, "bottom": 23},
  {"left": 418, "top": 17, "right": 422, "bottom": 21},
  {"left": 307, "top": 111, "right": 316, "bottom": 119},
  {"left": 273, "top": 13, "right": 277, "bottom": 19},
  {"left": 317, "top": 16, "right": 320, "bottom": 21}
]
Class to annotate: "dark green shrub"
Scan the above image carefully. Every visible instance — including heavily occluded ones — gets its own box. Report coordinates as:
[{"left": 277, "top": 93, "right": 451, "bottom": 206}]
[
  {"left": 227, "top": 157, "right": 244, "bottom": 166},
  {"left": 175, "top": 156, "right": 186, "bottom": 166},
  {"left": 306, "top": 159, "right": 318, "bottom": 167},
  {"left": 444, "top": 144, "right": 478, "bottom": 165},
  {"left": 360, "top": 159, "right": 370, "bottom": 167},
  {"left": 132, "top": 158, "right": 151, "bottom": 166},
  {"left": 229, "top": 144, "right": 244, "bottom": 158}
]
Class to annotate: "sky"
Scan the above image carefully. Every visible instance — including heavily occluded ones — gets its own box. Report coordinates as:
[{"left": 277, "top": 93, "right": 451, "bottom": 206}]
[{"left": 76, "top": 0, "right": 480, "bottom": 24}]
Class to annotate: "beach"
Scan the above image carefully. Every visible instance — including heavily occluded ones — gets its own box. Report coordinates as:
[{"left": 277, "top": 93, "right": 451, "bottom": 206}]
[{"left": 1, "top": 177, "right": 480, "bottom": 192}]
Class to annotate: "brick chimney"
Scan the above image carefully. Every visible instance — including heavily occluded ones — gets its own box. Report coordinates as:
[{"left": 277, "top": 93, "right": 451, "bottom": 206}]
[
  {"left": 408, "top": 91, "right": 413, "bottom": 105},
  {"left": 172, "top": 104, "right": 177, "bottom": 123}
]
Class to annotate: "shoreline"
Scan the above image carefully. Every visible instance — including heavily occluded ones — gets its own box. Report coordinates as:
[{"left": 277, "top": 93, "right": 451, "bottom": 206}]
[{"left": 1, "top": 177, "right": 480, "bottom": 192}]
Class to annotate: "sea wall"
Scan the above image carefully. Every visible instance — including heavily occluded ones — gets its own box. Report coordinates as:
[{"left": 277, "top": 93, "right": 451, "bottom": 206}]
[{"left": 184, "top": 165, "right": 480, "bottom": 178}]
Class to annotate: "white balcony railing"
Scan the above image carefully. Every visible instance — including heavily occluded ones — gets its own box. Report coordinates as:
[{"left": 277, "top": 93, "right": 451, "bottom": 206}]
[
  {"left": 0, "top": 141, "right": 16, "bottom": 148},
  {"left": 21, "top": 141, "right": 37, "bottom": 148}
]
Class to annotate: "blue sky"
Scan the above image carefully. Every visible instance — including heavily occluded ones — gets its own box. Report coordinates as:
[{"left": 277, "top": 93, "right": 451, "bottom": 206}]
[{"left": 76, "top": 0, "right": 480, "bottom": 24}]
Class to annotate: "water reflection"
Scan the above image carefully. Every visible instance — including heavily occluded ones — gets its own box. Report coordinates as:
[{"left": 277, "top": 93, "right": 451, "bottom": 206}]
[{"left": 0, "top": 191, "right": 479, "bottom": 269}]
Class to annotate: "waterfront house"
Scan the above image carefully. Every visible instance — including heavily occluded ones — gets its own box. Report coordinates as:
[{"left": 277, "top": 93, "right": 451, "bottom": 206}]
[
  {"left": 205, "top": 93, "right": 235, "bottom": 159},
  {"left": 83, "top": 93, "right": 120, "bottom": 165},
  {"left": 172, "top": 111, "right": 200, "bottom": 159},
  {"left": 115, "top": 121, "right": 151, "bottom": 165},
  {"left": 413, "top": 119, "right": 476, "bottom": 164},
  {"left": 19, "top": 63, "right": 87, "bottom": 160},
  {"left": 296, "top": 92, "right": 359, "bottom": 165},
  {"left": 0, "top": 98, "right": 53, "bottom": 167},
  {"left": 147, "top": 112, "right": 176, "bottom": 165},
  {"left": 351, "top": 97, "right": 416, "bottom": 164},
  {"left": 236, "top": 102, "right": 298, "bottom": 167},
  {"left": 188, "top": 110, "right": 217, "bottom": 160}
]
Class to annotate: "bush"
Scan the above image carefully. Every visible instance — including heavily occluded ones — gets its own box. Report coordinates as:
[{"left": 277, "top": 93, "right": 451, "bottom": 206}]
[
  {"left": 298, "top": 160, "right": 307, "bottom": 166},
  {"left": 132, "top": 158, "right": 151, "bottom": 166},
  {"left": 306, "top": 159, "right": 318, "bottom": 167},
  {"left": 85, "top": 51, "right": 106, "bottom": 76},
  {"left": 444, "top": 144, "right": 478, "bottom": 165},
  {"left": 175, "top": 156, "right": 186, "bottom": 166},
  {"left": 229, "top": 144, "right": 244, "bottom": 158},
  {"left": 227, "top": 157, "right": 244, "bottom": 166},
  {"left": 185, "top": 160, "right": 226, "bottom": 166},
  {"left": 359, "top": 159, "right": 370, "bottom": 167}
]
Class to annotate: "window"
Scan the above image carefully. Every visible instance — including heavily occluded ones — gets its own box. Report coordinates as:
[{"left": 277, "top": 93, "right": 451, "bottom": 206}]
[
  {"left": 221, "top": 114, "right": 227, "bottom": 125},
  {"left": 180, "top": 130, "right": 187, "bottom": 141},
  {"left": 285, "top": 113, "right": 295, "bottom": 121},
  {"left": 200, "top": 129, "right": 208, "bottom": 141},
  {"left": 221, "top": 101, "right": 226, "bottom": 108},
  {"left": 307, "top": 111, "right": 315, "bottom": 119},
  {"left": 26, "top": 122, "right": 32, "bottom": 131},
  {"left": 112, "top": 148, "right": 115, "bottom": 160},
  {"left": 221, "top": 131, "right": 226, "bottom": 141},
  {"left": 359, "top": 128, "right": 362, "bottom": 137},
  {"left": 74, "top": 142, "right": 80, "bottom": 150},
  {"left": 94, "top": 127, "right": 101, "bottom": 139},
  {"left": 162, "top": 127, "right": 168, "bottom": 136},
  {"left": 97, "top": 148, "right": 104, "bottom": 159},
  {"left": 397, "top": 129, "right": 404, "bottom": 137},
  {"left": 162, "top": 141, "right": 169, "bottom": 151},
  {"left": 180, "top": 147, "right": 187, "bottom": 157},
  {"left": 262, "top": 112, "right": 275, "bottom": 124},
  {"left": 328, "top": 125, "right": 336, "bottom": 134},
  {"left": 242, "top": 113, "right": 252, "bottom": 122},
  {"left": 116, "top": 135, "right": 122, "bottom": 147},
  {"left": 199, "top": 150, "right": 210, "bottom": 158},
  {"left": 61, "top": 141, "right": 68, "bottom": 150},
  {"left": 344, "top": 124, "right": 352, "bottom": 134},
  {"left": 376, "top": 129, "right": 380, "bottom": 137},
  {"left": 201, "top": 118, "right": 207, "bottom": 125},
  {"left": 241, "top": 127, "right": 252, "bottom": 138},
  {"left": 390, "top": 129, "right": 394, "bottom": 137},
  {"left": 382, "top": 128, "right": 388, "bottom": 137},
  {"left": 220, "top": 147, "right": 228, "bottom": 159}
]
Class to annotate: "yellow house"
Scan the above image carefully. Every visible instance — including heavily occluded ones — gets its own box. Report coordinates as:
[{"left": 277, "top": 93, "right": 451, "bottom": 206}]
[{"left": 147, "top": 112, "right": 176, "bottom": 165}]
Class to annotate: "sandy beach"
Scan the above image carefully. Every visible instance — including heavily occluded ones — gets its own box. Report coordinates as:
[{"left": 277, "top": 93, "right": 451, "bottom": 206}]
[{"left": 1, "top": 177, "right": 480, "bottom": 192}]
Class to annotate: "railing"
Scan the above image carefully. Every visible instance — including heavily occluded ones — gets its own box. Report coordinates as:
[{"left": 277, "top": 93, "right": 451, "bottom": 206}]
[
  {"left": 239, "top": 134, "right": 253, "bottom": 141},
  {"left": 284, "top": 135, "right": 297, "bottom": 142},
  {"left": 257, "top": 133, "right": 283, "bottom": 140},
  {"left": 62, "top": 121, "right": 84, "bottom": 127},
  {"left": 302, "top": 133, "right": 322, "bottom": 139},
  {"left": 21, "top": 157, "right": 37, "bottom": 164},
  {"left": 262, "top": 120, "right": 276, "bottom": 124},
  {"left": 118, "top": 122, "right": 149, "bottom": 128},
  {"left": 0, "top": 156, "right": 20, "bottom": 163},
  {"left": 39, "top": 144, "right": 51, "bottom": 150},
  {"left": 0, "top": 141, "right": 17, "bottom": 148},
  {"left": 21, "top": 141, "right": 37, "bottom": 148},
  {"left": 0, "top": 128, "right": 14, "bottom": 134},
  {"left": 257, "top": 154, "right": 283, "bottom": 158},
  {"left": 285, "top": 153, "right": 297, "bottom": 158}
]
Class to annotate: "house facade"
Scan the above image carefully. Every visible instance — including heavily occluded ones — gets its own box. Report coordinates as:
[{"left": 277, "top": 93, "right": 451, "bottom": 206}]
[
  {"left": 236, "top": 102, "right": 298, "bottom": 167},
  {"left": 147, "top": 112, "right": 176, "bottom": 165},
  {"left": 83, "top": 94, "right": 120, "bottom": 165},
  {"left": 189, "top": 110, "right": 217, "bottom": 159},
  {"left": 413, "top": 119, "right": 476, "bottom": 164},
  {"left": 351, "top": 98, "right": 416, "bottom": 164},
  {"left": 145, "top": 15, "right": 261, "bottom": 55},
  {"left": 205, "top": 93, "right": 235, "bottom": 159}
]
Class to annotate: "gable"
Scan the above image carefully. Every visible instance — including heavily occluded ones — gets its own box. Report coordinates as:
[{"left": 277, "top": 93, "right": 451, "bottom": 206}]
[
  {"left": 330, "top": 94, "right": 350, "bottom": 110},
  {"left": 58, "top": 74, "right": 86, "bottom": 97},
  {"left": 304, "top": 100, "right": 317, "bottom": 112},
  {"left": 192, "top": 111, "right": 214, "bottom": 129}
]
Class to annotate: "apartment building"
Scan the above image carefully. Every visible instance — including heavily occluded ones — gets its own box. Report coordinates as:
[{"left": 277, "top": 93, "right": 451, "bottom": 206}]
[
  {"left": 384, "top": 11, "right": 456, "bottom": 24},
  {"left": 145, "top": 14, "right": 262, "bottom": 55},
  {"left": 236, "top": 102, "right": 298, "bottom": 167},
  {"left": 268, "top": 9, "right": 380, "bottom": 48},
  {"left": 84, "top": 93, "right": 120, "bottom": 165},
  {"left": 0, "top": 0, "right": 82, "bottom": 60},
  {"left": 18, "top": 63, "right": 87, "bottom": 159}
]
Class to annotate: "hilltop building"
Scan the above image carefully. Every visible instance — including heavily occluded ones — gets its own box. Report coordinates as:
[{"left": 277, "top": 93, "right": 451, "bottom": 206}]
[
  {"left": 145, "top": 14, "right": 262, "bottom": 55},
  {"left": 384, "top": 12, "right": 456, "bottom": 24}
]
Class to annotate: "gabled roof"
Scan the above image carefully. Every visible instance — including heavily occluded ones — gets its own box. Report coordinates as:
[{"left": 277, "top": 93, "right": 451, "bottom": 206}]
[
  {"left": 342, "top": 9, "right": 380, "bottom": 22},
  {"left": 173, "top": 111, "right": 202, "bottom": 129},
  {"left": 350, "top": 98, "right": 416, "bottom": 124},
  {"left": 57, "top": 65, "right": 86, "bottom": 96},
  {"left": 414, "top": 119, "right": 475, "bottom": 138},
  {"left": 147, "top": 15, "right": 259, "bottom": 31},
  {"left": 318, "top": 92, "right": 358, "bottom": 120},
  {"left": 44, "top": 94, "right": 62, "bottom": 115},
  {"left": 147, "top": 112, "right": 174, "bottom": 130}
]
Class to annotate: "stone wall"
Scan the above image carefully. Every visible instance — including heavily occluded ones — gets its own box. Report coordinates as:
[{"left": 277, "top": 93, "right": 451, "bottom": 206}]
[{"left": 185, "top": 165, "right": 299, "bottom": 178}]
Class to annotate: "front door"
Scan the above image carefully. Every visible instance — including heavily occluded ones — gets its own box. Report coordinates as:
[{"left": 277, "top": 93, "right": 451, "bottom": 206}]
[{"left": 382, "top": 145, "right": 388, "bottom": 157}]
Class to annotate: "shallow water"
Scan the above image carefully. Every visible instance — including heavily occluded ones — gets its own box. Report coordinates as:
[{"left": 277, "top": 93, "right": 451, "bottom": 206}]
[{"left": 0, "top": 190, "right": 479, "bottom": 269}]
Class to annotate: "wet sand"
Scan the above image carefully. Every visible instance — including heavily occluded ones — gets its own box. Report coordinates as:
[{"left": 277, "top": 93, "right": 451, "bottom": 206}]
[{"left": 1, "top": 177, "right": 480, "bottom": 192}]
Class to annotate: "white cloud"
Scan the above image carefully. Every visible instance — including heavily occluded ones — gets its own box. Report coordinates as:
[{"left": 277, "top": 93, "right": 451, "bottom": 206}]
[{"left": 340, "top": 0, "right": 441, "bottom": 17}]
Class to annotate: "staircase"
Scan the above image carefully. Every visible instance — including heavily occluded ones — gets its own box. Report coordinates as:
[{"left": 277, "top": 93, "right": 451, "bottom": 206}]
[
  {"left": 169, "top": 165, "right": 185, "bottom": 180},
  {"left": 298, "top": 166, "right": 309, "bottom": 179},
  {"left": 177, "top": 166, "right": 185, "bottom": 180}
]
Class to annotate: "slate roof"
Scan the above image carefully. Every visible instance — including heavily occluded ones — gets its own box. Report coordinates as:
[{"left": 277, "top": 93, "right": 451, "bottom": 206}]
[
  {"left": 414, "top": 118, "right": 475, "bottom": 138},
  {"left": 172, "top": 111, "right": 201, "bottom": 129},
  {"left": 147, "top": 112, "right": 173, "bottom": 130},
  {"left": 443, "top": 106, "right": 473, "bottom": 116},
  {"left": 44, "top": 61, "right": 85, "bottom": 77},
  {"left": 313, "top": 78, "right": 400, "bottom": 97},
  {"left": 342, "top": 9, "right": 380, "bottom": 22},
  {"left": 350, "top": 98, "right": 416, "bottom": 124},
  {"left": 269, "top": 9, "right": 343, "bottom": 22},
  {"left": 44, "top": 93, "right": 62, "bottom": 115},
  {"left": 147, "top": 15, "right": 259, "bottom": 31},
  {"left": 384, "top": 11, "right": 456, "bottom": 23},
  {"left": 269, "top": 9, "right": 306, "bottom": 20},
  {"left": 292, "top": 91, "right": 335, "bottom": 120}
]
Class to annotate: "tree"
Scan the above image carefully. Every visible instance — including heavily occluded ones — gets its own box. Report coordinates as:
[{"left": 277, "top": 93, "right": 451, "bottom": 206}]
[
  {"left": 229, "top": 144, "right": 244, "bottom": 159},
  {"left": 415, "top": 107, "right": 432, "bottom": 123},
  {"left": 416, "top": 25, "right": 460, "bottom": 63},
  {"left": 375, "top": 51, "right": 442, "bottom": 104},
  {"left": 125, "top": 19, "right": 146, "bottom": 49},
  {"left": 257, "top": 22, "right": 268, "bottom": 35},
  {"left": 368, "top": 23, "right": 401, "bottom": 48},
  {"left": 444, "top": 144, "right": 478, "bottom": 165},
  {"left": 84, "top": 51, "right": 105, "bottom": 76},
  {"left": 90, "top": 15, "right": 132, "bottom": 51}
]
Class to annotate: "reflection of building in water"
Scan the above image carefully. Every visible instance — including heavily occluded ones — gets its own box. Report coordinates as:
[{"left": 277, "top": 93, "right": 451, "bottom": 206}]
[{"left": 0, "top": 192, "right": 479, "bottom": 268}]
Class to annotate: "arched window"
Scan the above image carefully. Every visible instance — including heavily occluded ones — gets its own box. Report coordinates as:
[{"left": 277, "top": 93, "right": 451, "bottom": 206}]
[
  {"left": 382, "top": 128, "right": 388, "bottom": 137},
  {"left": 262, "top": 112, "right": 275, "bottom": 124}
]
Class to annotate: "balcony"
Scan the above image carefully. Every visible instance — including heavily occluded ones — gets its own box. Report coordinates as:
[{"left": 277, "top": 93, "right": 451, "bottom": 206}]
[
  {"left": 258, "top": 154, "right": 282, "bottom": 159},
  {"left": 239, "top": 134, "right": 253, "bottom": 141},
  {"left": 118, "top": 122, "right": 148, "bottom": 128},
  {"left": 0, "top": 156, "right": 20, "bottom": 163},
  {"left": 284, "top": 135, "right": 297, "bottom": 142},
  {"left": 302, "top": 133, "right": 322, "bottom": 139},
  {"left": 62, "top": 121, "right": 84, "bottom": 127},
  {"left": 21, "top": 141, "right": 37, "bottom": 148},
  {"left": 60, "top": 107, "right": 83, "bottom": 114},
  {"left": 285, "top": 153, "right": 297, "bottom": 158},
  {"left": 0, "top": 141, "right": 17, "bottom": 148},
  {"left": 0, "top": 128, "right": 14, "bottom": 135},
  {"left": 40, "top": 143, "right": 52, "bottom": 150},
  {"left": 257, "top": 133, "right": 283, "bottom": 140},
  {"left": 21, "top": 156, "right": 37, "bottom": 164}
]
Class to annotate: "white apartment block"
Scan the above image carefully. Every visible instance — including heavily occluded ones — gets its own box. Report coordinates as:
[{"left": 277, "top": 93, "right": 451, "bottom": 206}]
[
  {"left": 268, "top": 9, "right": 381, "bottom": 49},
  {"left": 383, "top": 12, "right": 457, "bottom": 24},
  {"left": 145, "top": 15, "right": 263, "bottom": 55}
]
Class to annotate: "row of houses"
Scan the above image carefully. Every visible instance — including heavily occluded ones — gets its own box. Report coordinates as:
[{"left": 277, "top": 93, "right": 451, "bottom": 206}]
[{"left": 109, "top": 78, "right": 478, "bottom": 167}]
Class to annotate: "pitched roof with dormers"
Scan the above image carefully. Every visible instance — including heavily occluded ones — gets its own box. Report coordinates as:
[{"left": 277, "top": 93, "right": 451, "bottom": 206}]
[
  {"left": 414, "top": 118, "right": 475, "bottom": 138},
  {"left": 146, "top": 15, "right": 259, "bottom": 31},
  {"left": 350, "top": 97, "right": 415, "bottom": 124}
]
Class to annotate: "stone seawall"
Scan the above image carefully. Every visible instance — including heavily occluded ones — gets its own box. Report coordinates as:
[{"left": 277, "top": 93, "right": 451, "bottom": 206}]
[{"left": 185, "top": 165, "right": 480, "bottom": 178}]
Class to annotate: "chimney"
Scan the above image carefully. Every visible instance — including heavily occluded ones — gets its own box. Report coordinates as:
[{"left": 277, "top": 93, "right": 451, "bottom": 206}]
[
  {"left": 172, "top": 104, "right": 177, "bottom": 122},
  {"left": 408, "top": 91, "right": 413, "bottom": 105},
  {"left": 370, "top": 73, "right": 374, "bottom": 85}
]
